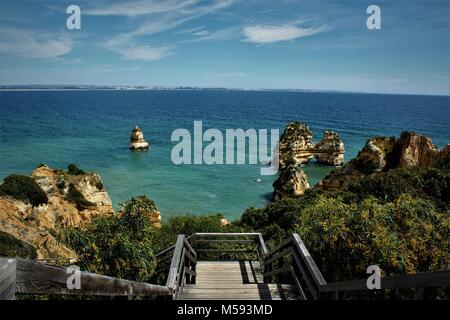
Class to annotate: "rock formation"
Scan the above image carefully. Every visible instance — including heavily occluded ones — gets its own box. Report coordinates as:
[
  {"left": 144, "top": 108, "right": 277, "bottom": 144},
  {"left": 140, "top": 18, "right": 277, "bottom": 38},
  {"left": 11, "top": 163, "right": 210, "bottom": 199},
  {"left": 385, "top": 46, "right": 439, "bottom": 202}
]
[
  {"left": 279, "top": 122, "right": 345, "bottom": 168},
  {"left": 273, "top": 158, "right": 310, "bottom": 201},
  {"left": 0, "top": 165, "right": 114, "bottom": 259},
  {"left": 279, "top": 122, "right": 315, "bottom": 168},
  {"left": 275, "top": 122, "right": 345, "bottom": 200},
  {"left": 129, "top": 126, "right": 149, "bottom": 150},
  {"left": 315, "top": 131, "right": 345, "bottom": 166},
  {"left": 319, "top": 131, "right": 450, "bottom": 191}
]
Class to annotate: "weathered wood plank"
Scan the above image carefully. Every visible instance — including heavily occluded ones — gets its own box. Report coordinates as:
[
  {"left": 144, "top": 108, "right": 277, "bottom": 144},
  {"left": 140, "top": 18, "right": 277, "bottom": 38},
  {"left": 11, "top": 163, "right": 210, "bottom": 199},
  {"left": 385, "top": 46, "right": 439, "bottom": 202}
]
[
  {"left": 15, "top": 259, "right": 171, "bottom": 296},
  {"left": 264, "top": 247, "right": 292, "bottom": 266},
  {"left": 320, "top": 270, "right": 450, "bottom": 293},
  {"left": 291, "top": 233, "right": 327, "bottom": 286},
  {"left": 166, "top": 235, "right": 185, "bottom": 290},
  {"left": 0, "top": 258, "right": 17, "bottom": 300}
]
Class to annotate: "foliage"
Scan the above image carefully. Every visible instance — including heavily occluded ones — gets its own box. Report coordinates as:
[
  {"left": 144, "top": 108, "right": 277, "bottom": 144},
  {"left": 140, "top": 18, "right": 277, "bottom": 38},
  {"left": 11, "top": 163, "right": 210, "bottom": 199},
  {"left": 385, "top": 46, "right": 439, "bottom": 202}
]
[
  {"left": 0, "top": 174, "right": 48, "bottom": 206},
  {"left": 0, "top": 231, "right": 37, "bottom": 259},
  {"left": 296, "top": 194, "right": 450, "bottom": 282},
  {"left": 119, "top": 196, "right": 158, "bottom": 234},
  {"left": 61, "top": 196, "right": 238, "bottom": 283},
  {"left": 238, "top": 156, "right": 450, "bottom": 286},
  {"left": 67, "top": 164, "right": 86, "bottom": 175},
  {"left": 66, "top": 183, "right": 94, "bottom": 210},
  {"left": 348, "top": 166, "right": 450, "bottom": 210},
  {"left": 151, "top": 214, "right": 241, "bottom": 253},
  {"left": 60, "top": 197, "right": 158, "bottom": 282}
]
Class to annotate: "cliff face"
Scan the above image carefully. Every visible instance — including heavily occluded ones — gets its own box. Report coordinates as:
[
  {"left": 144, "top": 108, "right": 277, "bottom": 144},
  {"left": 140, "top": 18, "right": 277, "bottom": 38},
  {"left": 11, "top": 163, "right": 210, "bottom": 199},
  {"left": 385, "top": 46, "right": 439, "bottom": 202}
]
[
  {"left": 315, "top": 131, "right": 345, "bottom": 166},
  {"left": 319, "top": 132, "right": 450, "bottom": 191},
  {"left": 0, "top": 165, "right": 114, "bottom": 259},
  {"left": 279, "top": 122, "right": 315, "bottom": 167},
  {"left": 275, "top": 122, "right": 345, "bottom": 200},
  {"left": 273, "top": 161, "right": 310, "bottom": 201}
]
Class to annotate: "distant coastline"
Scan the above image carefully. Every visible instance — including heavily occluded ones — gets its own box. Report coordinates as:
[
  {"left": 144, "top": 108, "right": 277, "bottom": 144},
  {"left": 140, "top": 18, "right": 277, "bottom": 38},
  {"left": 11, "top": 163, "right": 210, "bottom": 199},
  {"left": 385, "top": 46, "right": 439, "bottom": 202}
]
[{"left": 1, "top": 85, "right": 448, "bottom": 97}]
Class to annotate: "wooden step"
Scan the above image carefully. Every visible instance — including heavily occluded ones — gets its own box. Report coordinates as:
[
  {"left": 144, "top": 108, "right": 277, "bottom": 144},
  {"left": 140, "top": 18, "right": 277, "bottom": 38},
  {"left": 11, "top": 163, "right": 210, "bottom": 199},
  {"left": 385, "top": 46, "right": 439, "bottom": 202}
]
[
  {"left": 179, "top": 284, "right": 299, "bottom": 300},
  {"left": 178, "top": 260, "right": 299, "bottom": 300}
]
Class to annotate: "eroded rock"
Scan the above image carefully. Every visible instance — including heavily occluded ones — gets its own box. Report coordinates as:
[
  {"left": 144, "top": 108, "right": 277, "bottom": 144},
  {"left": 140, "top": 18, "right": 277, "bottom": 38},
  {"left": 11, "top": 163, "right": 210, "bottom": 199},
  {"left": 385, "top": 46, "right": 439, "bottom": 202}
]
[
  {"left": 319, "top": 132, "right": 449, "bottom": 191},
  {"left": 129, "top": 126, "right": 149, "bottom": 150}
]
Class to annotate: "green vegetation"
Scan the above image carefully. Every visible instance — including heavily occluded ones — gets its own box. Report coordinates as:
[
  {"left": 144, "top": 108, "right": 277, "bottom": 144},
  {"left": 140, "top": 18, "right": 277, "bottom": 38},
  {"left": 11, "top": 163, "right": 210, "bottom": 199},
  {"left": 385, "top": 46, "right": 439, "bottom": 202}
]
[
  {"left": 60, "top": 197, "right": 157, "bottom": 282},
  {"left": 66, "top": 184, "right": 94, "bottom": 210},
  {"left": 67, "top": 164, "right": 86, "bottom": 175},
  {"left": 0, "top": 174, "right": 48, "bottom": 206},
  {"left": 60, "top": 196, "right": 237, "bottom": 282},
  {"left": 56, "top": 154, "right": 449, "bottom": 298},
  {"left": 0, "top": 231, "right": 37, "bottom": 259},
  {"left": 238, "top": 153, "right": 450, "bottom": 283}
]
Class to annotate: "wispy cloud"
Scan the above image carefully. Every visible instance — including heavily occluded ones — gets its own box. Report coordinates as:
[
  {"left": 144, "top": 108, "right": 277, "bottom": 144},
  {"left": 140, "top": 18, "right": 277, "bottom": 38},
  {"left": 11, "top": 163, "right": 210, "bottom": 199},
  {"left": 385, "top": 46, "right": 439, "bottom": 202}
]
[
  {"left": 94, "top": 0, "right": 234, "bottom": 60},
  {"left": 183, "top": 26, "right": 238, "bottom": 43},
  {"left": 107, "top": 45, "right": 173, "bottom": 61},
  {"left": 215, "top": 72, "right": 245, "bottom": 77},
  {"left": 0, "top": 28, "right": 72, "bottom": 59},
  {"left": 243, "top": 24, "right": 329, "bottom": 44},
  {"left": 85, "top": 0, "right": 199, "bottom": 17}
]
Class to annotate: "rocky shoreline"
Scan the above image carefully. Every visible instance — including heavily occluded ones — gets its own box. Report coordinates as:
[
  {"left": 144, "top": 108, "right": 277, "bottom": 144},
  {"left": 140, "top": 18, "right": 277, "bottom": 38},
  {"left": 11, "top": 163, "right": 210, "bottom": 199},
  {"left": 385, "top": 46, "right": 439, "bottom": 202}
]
[
  {"left": 0, "top": 164, "right": 160, "bottom": 259},
  {"left": 273, "top": 122, "right": 450, "bottom": 200},
  {"left": 1, "top": 124, "right": 448, "bottom": 260}
]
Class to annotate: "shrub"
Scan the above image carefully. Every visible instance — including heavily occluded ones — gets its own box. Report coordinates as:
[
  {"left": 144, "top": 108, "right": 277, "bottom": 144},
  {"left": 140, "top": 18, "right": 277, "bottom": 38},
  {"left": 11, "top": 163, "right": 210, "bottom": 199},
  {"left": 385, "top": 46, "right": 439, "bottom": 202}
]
[
  {"left": 0, "top": 174, "right": 48, "bottom": 206},
  {"left": 0, "top": 231, "right": 37, "bottom": 259},
  {"left": 119, "top": 196, "right": 158, "bottom": 234},
  {"left": 61, "top": 197, "right": 159, "bottom": 282},
  {"left": 67, "top": 164, "right": 86, "bottom": 175},
  {"left": 66, "top": 184, "right": 94, "bottom": 210},
  {"left": 295, "top": 194, "right": 450, "bottom": 282}
]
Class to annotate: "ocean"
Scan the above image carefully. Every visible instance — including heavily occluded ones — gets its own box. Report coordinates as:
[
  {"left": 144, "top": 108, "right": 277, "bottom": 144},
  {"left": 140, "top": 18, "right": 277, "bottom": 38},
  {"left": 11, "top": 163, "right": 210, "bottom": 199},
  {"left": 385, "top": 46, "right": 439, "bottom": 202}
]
[{"left": 0, "top": 90, "right": 449, "bottom": 220}]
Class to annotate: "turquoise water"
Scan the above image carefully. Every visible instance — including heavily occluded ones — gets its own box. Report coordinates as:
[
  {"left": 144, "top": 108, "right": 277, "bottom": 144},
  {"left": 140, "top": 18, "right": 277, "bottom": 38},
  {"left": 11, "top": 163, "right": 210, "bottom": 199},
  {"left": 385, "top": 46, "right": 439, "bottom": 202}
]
[{"left": 0, "top": 90, "right": 449, "bottom": 220}]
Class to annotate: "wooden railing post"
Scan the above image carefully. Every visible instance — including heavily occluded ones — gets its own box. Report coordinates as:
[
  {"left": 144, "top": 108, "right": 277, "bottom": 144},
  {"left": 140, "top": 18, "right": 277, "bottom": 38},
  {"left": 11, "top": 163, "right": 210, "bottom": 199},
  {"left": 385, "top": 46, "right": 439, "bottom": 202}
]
[
  {"left": 166, "top": 235, "right": 185, "bottom": 298},
  {"left": 0, "top": 258, "right": 17, "bottom": 300}
]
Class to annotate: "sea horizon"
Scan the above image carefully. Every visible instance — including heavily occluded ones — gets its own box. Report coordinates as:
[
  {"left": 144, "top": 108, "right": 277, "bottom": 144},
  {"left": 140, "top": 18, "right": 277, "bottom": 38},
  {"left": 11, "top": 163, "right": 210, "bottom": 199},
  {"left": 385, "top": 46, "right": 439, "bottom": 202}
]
[{"left": 1, "top": 84, "right": 449, "bottom": 97}]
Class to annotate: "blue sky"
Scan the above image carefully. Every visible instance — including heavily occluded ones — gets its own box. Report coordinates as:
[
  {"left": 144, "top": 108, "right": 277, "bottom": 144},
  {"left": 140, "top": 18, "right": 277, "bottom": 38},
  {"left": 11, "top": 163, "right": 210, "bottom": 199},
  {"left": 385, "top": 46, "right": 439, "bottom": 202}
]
[{"left": 0, "top": 0, "right": 449, "bottom": 95}]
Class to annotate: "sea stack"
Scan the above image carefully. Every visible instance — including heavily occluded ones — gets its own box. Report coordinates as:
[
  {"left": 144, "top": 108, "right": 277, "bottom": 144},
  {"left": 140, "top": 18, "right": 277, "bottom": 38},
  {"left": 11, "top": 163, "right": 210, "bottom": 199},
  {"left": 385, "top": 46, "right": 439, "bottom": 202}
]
[
  {"left": 314, "top": 130, "right": 345, "bottom": 166},
  {"left": 129, "top": 126, "right": 149, "bottom": 151}
]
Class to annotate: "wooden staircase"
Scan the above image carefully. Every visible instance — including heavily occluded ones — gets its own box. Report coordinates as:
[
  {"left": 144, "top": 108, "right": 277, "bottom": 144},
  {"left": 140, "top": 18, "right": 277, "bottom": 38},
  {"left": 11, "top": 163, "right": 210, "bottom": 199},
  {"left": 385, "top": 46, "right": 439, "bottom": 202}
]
[
  {"left": 3, "top": 232, "right": 449, "bottom": 300},
  {"left": 180, "top": 261, "right": 299, "bottom": 300}
]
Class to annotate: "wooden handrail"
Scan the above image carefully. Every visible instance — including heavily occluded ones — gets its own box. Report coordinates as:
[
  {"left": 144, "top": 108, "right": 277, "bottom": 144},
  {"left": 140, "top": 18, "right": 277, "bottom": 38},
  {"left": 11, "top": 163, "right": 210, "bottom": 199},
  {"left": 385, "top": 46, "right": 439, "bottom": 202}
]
[
  {"left": 0, "top": 258, "right": 171, "bottom": 298},
  {"left": 320, "top": 270, "right": 450, "bottom": 293},
  {"left": 3, "top": 233, "right": 450, "bottom": 300},
  {"left": 165, "top": 234, "right": 197, "bottom": 299}
]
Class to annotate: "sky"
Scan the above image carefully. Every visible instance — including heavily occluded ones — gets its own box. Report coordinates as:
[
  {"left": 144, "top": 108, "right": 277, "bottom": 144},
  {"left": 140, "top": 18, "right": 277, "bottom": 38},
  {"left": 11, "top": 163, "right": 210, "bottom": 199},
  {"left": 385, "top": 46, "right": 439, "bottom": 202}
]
[{"left": 0, "top": 0, "right": 449, "bottom": 95}]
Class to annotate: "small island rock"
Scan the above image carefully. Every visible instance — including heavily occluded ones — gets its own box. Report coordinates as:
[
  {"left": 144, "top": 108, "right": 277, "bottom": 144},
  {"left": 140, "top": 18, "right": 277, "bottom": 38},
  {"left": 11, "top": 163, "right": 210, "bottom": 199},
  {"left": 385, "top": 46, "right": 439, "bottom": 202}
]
[{"left": 130, "top": 126, "right": 149, "bottom": 151}]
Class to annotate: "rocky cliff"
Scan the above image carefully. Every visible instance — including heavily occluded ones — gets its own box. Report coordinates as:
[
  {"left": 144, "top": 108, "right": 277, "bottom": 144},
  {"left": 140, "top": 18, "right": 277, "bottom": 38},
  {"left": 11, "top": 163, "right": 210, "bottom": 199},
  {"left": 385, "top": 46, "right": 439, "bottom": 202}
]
[
  {"left": 315, "top": 130, "right": 345, "bottom": 166},
  {"left": 275, "top": 122, "right": 344, "bottom": 200},
  {"left": 279, "top": 122, "right": 345, "bottom": 168},
  {"left": 279, "top": 122, "right": 316, "bottom": 167},
  {"left": 319, "top": 131, "right": 450, "bottom": 191},
  {"left": 273, "top": 158, "right": 310, "bottom": 200},
  {"left": 0, "top": 165, "right": 115, "bottom": 259}
]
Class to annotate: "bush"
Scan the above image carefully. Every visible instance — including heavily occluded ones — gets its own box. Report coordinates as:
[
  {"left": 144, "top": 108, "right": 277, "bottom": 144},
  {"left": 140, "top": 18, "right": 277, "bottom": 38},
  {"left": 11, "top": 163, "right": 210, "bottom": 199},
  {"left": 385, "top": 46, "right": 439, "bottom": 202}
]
[
  {"left": 0, "top": 231, "right": 37, "bottom": 259},
  {"left": 66, "top": 184, "right": 94, "bottom": 210},
  {"left": 67, "top": 164, "right": 86, "bottom": 175},
  {"left": 61, "top": 197, "right": 159, "bottom": 282},
  {"left": 0, "top": 174, "right": 48, "bottom": 206},
  {"left": 119, "top": 196, "right": 158, "bottom": 234},
  {"left": 238, "top": 155, "right": 450, "bottom": 289},
  {"left": 296, "top": 194, "right": 450, "bottom": 282}
]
